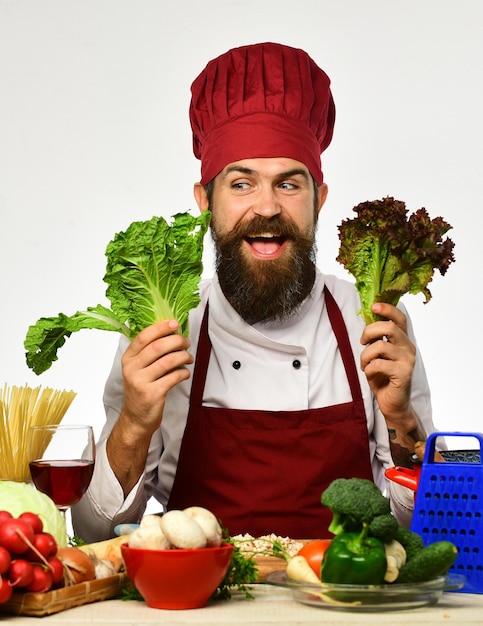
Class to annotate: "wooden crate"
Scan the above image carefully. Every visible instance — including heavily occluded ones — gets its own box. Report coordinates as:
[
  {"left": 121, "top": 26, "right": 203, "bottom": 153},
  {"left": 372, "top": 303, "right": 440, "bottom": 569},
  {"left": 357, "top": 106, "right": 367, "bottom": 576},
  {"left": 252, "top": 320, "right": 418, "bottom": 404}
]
[{"left": 0, "top": 573, "right": 128, "bottom": 617}]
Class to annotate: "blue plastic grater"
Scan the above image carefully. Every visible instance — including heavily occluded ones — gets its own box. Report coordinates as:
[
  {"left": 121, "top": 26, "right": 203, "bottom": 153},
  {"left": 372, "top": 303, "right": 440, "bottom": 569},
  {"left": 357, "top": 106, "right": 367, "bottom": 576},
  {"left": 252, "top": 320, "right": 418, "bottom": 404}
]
[{"left": 410, "top": 431, "right": 483, "bottom": 594}]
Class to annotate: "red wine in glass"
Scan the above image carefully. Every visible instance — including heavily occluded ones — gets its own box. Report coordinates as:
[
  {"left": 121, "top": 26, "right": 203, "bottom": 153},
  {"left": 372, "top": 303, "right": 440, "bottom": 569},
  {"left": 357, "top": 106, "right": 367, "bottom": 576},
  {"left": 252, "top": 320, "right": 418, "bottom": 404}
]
[
  {"left": 28, "top": 424, "right": 95, "bottom": 516},
  {"left": 29, "top": 459, "right": 95, "bottom": 510}
]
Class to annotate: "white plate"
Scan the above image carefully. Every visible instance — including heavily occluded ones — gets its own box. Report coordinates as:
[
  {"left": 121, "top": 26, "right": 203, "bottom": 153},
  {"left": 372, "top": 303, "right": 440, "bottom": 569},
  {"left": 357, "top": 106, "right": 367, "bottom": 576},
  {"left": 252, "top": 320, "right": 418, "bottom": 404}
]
[{"left": 266, "top": 570, "right": 466, "bottom": 612}]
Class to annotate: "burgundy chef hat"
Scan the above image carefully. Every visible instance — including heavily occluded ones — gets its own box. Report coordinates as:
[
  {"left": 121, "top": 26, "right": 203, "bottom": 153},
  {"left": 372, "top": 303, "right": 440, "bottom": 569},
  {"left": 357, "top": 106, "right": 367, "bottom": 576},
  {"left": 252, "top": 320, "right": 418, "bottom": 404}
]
[{"left": 189, "top": 42, "right": 336, "bottom": 186}]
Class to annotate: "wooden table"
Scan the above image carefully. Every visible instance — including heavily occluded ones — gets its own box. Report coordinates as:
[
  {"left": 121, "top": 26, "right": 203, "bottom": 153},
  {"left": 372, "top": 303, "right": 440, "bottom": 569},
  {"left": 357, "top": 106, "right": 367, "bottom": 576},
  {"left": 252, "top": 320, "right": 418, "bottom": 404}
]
[{"left": 3, "top": 584, "right": 483, "bottom": 625}]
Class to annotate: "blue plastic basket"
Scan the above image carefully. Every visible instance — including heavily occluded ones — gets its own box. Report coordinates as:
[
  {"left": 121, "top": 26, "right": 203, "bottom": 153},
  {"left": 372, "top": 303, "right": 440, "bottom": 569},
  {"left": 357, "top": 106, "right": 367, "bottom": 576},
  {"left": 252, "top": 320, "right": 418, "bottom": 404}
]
[{"left": 410, "top": 431, "right": 483, "bottom": 594}]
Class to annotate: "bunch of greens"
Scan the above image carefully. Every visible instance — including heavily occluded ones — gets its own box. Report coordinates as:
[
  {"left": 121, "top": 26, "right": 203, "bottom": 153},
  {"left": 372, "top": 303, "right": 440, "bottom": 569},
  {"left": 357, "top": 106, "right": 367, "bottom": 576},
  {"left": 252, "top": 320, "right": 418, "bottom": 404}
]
[
  {"left": 212, "top": 533, "right": 258, "bottom": 600},
  {"left": 336, "top": 197, "right": 455, "bottom": 324},
  {"left": 25, "top": 211, "right": 211, "bottom": 375}
]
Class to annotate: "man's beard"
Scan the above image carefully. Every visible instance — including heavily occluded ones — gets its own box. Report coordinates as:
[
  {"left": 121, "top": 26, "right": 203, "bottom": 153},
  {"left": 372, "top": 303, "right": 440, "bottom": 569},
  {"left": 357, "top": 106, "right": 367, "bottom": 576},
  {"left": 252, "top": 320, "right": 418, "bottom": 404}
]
[{"left": 211, "top": 214, "right": 317, "bottom": 325}]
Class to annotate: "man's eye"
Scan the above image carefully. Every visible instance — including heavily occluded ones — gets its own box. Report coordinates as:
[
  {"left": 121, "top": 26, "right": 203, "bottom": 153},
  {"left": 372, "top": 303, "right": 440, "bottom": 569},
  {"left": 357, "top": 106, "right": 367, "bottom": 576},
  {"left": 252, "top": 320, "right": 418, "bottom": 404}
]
[
  {"left": 232, "top": 181, "right": 250, "bottom": 190},
  {"left": 279, "top": 181, "right": 297, "bottom": 190}
]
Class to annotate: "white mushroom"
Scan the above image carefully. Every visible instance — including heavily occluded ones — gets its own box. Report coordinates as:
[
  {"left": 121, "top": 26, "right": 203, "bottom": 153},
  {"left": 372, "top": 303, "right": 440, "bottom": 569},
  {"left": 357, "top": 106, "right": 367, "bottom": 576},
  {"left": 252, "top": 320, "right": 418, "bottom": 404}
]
[
  {"left": 140, "top": 514, "right": 164, "bottom": 529},
  {"left": 183, "top": 506, "right": 222, "bottom": 547},
  {"left": 160, "top": 510, "right": 207, "bottom": 549},
  {"left": 128, "top": 523, "right": 171, "bottom": 550}
]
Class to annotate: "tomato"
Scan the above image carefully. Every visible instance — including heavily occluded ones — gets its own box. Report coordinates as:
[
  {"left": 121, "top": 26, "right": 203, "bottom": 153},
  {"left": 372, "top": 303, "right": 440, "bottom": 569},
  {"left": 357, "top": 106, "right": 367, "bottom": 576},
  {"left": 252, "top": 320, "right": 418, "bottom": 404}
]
[{"left": 297, "top": 539, "right": 332, "bottom": 577}]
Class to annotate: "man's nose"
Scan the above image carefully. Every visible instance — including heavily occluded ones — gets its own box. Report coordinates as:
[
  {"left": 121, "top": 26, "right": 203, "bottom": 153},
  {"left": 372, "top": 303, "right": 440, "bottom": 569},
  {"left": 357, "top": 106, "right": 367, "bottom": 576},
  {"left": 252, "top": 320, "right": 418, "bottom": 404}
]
[{"left": 252, "top": 186, "right": 281, "bottom": 218}]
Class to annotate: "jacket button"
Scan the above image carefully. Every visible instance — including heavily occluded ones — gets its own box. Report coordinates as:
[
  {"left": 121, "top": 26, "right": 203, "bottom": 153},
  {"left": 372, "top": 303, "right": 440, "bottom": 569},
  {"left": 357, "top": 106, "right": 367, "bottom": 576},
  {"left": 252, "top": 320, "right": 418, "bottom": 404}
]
[
  {"left": 292, "top": 359, "right": 301, "bottom": 369},
  {"left": 232, "top": 360, "right": 241, "bottom": 370}
]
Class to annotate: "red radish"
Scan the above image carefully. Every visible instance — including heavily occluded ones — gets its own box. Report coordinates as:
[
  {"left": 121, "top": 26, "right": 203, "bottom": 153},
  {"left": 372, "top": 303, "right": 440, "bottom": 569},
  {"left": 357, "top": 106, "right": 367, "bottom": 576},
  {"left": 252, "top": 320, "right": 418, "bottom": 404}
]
[
  {"left": 47, "top": 556, "right": 64, "bottom": 586},
  {"left": 0, "top": 519, "right": 35, "bottom": 554},
  {"left": 23, "top": 532, "right": 57, "bottom": 561},
  {"left": 47, "top": 556, "right": 64, "bottom": 585},
  {"left": 0, "top": 547, "right": 11, "bottom": 575},
  {"left": 26, "top": 565, "right": 52, "bottom": 593},
  {"left": 0, "top": 512, "right": 13, "bottom": 526},
  {"left": 0, "top": 576, "right": 13, "bottom": 604},
  {"left": 8, "top": 559, "right": 34, "bottom": 588},
  {"left": 18, "top": 512, "right": 43, "bottom": 535}
]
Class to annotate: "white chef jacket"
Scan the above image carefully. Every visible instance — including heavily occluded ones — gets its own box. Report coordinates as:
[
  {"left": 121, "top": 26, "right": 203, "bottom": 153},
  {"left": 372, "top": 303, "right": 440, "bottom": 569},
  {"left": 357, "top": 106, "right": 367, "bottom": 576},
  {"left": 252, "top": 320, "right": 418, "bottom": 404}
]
[{"left": 72, "top": 270, "right": 435, "bottom": 542}]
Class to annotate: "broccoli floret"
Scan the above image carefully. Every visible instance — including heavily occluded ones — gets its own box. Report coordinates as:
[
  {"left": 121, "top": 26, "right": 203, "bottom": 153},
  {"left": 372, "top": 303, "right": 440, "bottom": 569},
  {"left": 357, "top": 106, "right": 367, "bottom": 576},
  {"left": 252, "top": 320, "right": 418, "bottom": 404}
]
[
  {"left": 395, "top": 525, "right": 425, "bottom": 561},
  {"left": 321, "top": 478, "right": 391, "bottom": 536},
  {"left": 367, "top": 513, "right": 400, "bottom": 543}
]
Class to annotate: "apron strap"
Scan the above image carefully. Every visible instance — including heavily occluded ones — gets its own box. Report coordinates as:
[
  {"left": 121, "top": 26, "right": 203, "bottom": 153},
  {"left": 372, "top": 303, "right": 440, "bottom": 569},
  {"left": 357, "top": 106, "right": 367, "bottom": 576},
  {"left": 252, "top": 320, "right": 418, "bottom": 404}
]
[
  {"left": 323, "top": 286, "right": 364, "bottom": 402},
  {"left": 189, "top": 305, "right": 211, "bottom": 406}
]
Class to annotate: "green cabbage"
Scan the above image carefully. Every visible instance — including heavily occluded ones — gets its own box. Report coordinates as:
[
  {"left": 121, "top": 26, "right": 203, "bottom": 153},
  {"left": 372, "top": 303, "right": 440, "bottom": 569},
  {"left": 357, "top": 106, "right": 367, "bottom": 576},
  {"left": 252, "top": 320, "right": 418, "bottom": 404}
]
[
  {"left": 24, "top": 211, "right": 211, "bottom": 375},
  {"left": 0, "top": 480, "right": 67, "bottom": 546}
]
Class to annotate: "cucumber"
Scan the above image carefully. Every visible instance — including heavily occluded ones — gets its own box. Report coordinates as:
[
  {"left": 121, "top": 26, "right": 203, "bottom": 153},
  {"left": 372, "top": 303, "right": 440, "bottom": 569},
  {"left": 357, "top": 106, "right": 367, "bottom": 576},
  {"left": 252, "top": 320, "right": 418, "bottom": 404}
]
[{"left": 397, "top": 540, "right": 458, "bottom": 583}]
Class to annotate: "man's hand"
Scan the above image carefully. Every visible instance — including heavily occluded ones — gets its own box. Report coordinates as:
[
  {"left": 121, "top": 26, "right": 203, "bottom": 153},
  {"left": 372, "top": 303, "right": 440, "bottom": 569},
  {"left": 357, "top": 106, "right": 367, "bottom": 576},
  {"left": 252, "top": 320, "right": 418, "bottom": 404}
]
[
  {"left": 107, "top": 319, "right": 193, "bottom": 495},
  {"left": 121, "top": 319, "right": 193, "bottom": 432},
  {"left": 360, "top": 303, "right": 415, "bottom": 419},
  {"left": 360, "top": 302, "right": 426, "bottom": 466}
]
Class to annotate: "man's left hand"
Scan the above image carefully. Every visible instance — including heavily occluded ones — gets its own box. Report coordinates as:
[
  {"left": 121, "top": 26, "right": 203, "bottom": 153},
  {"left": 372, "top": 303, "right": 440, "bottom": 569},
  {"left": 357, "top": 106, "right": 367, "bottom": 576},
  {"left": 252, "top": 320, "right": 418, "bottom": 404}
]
[{"left": 360, "top": 302, "right": 416, "bottom": 421}]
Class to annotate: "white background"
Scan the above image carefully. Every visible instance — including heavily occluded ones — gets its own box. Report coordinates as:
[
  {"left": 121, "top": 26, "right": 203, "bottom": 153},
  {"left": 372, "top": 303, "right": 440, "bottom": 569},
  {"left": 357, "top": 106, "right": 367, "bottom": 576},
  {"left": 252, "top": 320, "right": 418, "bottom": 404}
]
[{"left": 1, "top": 0, "right": 481, "bottom": 447}]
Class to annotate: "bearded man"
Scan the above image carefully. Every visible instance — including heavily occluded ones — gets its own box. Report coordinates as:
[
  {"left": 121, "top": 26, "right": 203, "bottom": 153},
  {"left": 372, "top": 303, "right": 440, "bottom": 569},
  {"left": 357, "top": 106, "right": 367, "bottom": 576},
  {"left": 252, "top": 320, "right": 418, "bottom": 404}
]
[{"left": 72, "top": 42, "right": 436, "bottom": 543}]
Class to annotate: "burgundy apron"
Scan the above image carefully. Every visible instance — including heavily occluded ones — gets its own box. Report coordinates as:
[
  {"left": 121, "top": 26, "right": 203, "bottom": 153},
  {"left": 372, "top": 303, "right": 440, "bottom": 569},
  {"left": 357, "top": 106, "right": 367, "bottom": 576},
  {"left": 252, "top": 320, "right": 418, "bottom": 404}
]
[{"left": 167, "top": 286, "right": 374, "bottom": 538}]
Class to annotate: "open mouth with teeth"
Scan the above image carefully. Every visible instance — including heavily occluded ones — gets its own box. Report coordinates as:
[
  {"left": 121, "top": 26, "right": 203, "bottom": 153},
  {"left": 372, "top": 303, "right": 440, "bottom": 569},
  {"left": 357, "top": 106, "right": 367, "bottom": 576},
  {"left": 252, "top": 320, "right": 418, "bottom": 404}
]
[{"left": 244, "top": 233, "right": 288, "bottom": 258}]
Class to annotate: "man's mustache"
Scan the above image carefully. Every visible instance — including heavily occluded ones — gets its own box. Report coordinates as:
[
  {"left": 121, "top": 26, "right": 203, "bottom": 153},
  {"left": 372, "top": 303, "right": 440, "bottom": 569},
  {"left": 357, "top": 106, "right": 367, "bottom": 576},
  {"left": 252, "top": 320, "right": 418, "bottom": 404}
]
[{"left": 216, "top": 215, "right": 301, "bottom": 241}]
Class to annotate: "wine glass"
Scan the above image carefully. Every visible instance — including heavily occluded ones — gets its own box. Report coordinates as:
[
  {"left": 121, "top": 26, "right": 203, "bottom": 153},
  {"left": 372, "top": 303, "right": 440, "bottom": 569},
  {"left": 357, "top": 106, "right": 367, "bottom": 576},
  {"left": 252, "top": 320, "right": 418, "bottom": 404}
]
[{"left": 28, "top": 424, "right": 95, "bottom": 516}]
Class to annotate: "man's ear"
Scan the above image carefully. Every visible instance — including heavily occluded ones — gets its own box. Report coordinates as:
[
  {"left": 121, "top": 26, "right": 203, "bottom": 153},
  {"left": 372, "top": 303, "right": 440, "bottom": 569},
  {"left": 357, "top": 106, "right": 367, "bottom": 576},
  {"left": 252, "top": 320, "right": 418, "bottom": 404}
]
[
  {"left": 317, "top": 183, "right": 329, "bottom": 214},
  {"left": 193, "top": 182, "right": 209, "bottom": 212}
]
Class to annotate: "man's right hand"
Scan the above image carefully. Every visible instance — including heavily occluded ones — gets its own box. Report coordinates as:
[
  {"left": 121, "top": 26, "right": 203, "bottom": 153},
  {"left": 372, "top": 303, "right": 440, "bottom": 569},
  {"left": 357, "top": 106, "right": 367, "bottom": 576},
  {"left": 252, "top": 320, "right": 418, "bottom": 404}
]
[
  {"left": 121, "top": 319, "right": 193, "bottom": 432},
  {"left": 107, "top": 319, "right": 193, "bottom": 495}
]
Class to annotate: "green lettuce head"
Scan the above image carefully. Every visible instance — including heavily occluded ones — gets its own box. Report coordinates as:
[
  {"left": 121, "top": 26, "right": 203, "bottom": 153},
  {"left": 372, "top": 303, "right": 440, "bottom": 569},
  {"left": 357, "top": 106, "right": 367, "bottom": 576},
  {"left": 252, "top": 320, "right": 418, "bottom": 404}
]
[
  {"left": 0, "top": 481, "right": 67, "bottom": 546},
  {"left": 25, "top": 211, "right": 211, "bottom": 375}
]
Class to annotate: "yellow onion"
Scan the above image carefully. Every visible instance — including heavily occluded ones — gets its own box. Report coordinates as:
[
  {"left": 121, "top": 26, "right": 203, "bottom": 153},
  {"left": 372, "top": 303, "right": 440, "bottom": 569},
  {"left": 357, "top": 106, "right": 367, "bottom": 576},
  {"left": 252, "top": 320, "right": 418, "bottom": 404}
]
[{"left": 56, "top": 547, "right": 96, "bottom": 586}]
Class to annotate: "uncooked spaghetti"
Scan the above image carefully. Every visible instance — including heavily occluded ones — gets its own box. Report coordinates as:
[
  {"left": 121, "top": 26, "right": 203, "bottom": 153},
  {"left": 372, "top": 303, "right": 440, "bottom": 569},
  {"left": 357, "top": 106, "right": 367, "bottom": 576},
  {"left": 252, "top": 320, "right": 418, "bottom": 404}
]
[{"left": 0, "top": 384, "right": 76, "bottom": 482}]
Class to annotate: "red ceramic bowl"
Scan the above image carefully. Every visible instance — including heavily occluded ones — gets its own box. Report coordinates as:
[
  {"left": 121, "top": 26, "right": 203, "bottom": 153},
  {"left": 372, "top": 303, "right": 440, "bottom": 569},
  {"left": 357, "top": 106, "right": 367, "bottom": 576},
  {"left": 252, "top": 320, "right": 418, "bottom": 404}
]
[{"left": 121, "top": 542, "right": 234, "bottom": 609}]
